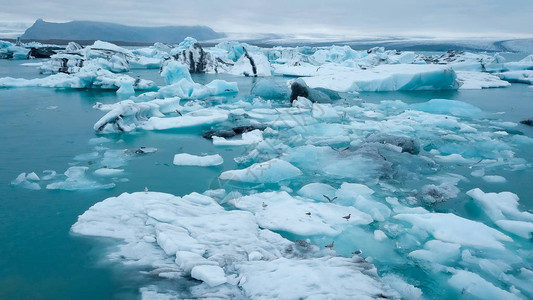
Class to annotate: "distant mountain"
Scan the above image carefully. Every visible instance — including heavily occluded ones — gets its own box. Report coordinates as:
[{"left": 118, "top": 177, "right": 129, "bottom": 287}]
[{"left": 21, "top": 19, "right": 225, "bottom": 44}]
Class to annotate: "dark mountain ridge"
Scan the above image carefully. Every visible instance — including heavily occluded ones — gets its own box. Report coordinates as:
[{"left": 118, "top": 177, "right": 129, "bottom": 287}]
[{"left": 21, "top": 19, "right": 225, "bottom": 44}]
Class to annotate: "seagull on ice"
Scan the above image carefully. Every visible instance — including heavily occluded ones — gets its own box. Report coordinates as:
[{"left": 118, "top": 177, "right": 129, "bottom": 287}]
[
  {"left": 342, "top": 214, "right": 351, "bottom": 221},
  {"left": 144, "top": 186, "right": 149, "bottom": 193},
  {"left": 323, "top": 195, "right": 337, "bottom": 203},
  {"left": 262, "top": 202, "right": 268, "bottom": 210},
  {"left": 305, "top": 212, "right": 311, "bottom": 216},
  {"left": 325, "top": 241, "right": 334, "bottom": 249}
]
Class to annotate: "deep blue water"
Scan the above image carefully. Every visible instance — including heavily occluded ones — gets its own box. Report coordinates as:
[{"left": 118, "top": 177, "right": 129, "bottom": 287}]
[{"left": 1, "top": 59, "right": 532, "bottom": 299}]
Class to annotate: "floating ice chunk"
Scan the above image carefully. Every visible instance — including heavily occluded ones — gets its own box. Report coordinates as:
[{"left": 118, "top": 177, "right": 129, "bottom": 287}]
[
  {"left": 466, "top": 188, "right": 533, "bottom": 238},
  {"left": 237, "top": 256, "right": 399, "bottom": 300},
  {"left": 470, "top": 168, "right": 485, "bottom": 177},
  {"left": 482, "top": 175, "right": 506, "bottom": 183},
  {"left": 394, "top": 213, "right": 512, "bottom": 250},
  {"left": 250, "top": 79, "right": 289, "bottom": 99},
  {"left": 448, "top": 270, "right": 520, "bottom": 300},
  {"left": 141, "top": 110, "right": 229, "bottom": 131},
  {"left": 297, "top": 183, "right": 337, "bottom": 202},
  {"left": 191, "top": 265, "right": 227, "bottom": 287},
  {"left": 382, "top": 274, "right": 423, "bottom": 300},
  {"left": 230, "top": 191, "right": 373, "bottom": 236},
  {"left": 46, "top": 166, "right": 115, "bottom": 191},
  {"left": 11, "top": 172, "right": 41, "bottom": 190},
  {"left": 408, "top": 240, "right": 461, "bottom": 264},
  {"left": 212, "top": 129, "right": 263, "bottom": 146},
  {"left": 158, "top": 78, "right": 238, "bottom": 100},
  {"left": 456, "top": 71, "right": 511, "bottom": 89},
  {"left": 496, "top": 70, "right": 533, "bottom": 85},
  {"left": 173, "top": 153, "right": 223, "bottom": 167},
  {"left": 302, "top": 64, "right": 458, "bottom": 92},
  {"left": 434, "top": 153, "right": 476, "bottom": 164},
  {"left": 494, "top": 220, "right": 533, "bottom": 239},
  {"left": 94, "top": 168, "right": 124, "bottom": 177},
  {"left": 205, "top": 79, "right": 239, "bottom": 95},
  {"left": 219, "top": 159, "right": 302, "bottom": 183},
  {"left": 336, "top": 182, "right": 375, "bottom": 198},
  {"left": 0, "top": 67, "right": 155, "bottom": 90},
  {"left": 411, "top": 99, "right": 484, "bottom": 119}
]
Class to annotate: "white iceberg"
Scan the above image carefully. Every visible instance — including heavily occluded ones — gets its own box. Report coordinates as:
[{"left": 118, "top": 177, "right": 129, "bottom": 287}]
[
  {"left": 219, "top": 158, "right": 302, "bottom": 183},
  {"left": 302, "top": 64, "right": 459, "bottom": 92},
  {"left": 172, "top": 153, "right": 223, "bottom": 167}
]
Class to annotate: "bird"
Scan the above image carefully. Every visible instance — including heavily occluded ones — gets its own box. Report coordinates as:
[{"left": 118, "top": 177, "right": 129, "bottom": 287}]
[
  {"left": 262, "top": 202, "right": 268, "bottom": 210},
  {"left": 144, "top": 186, "right": 149, "bottom": 192},
  {"left": 305, "top": 212, "right": 311, "bottom": 216},
  {"left": 352, "top": 249, "right": 363, "bottom": 255},
  {"left": 323, "top": 195, "right": 337, "bottom": 203},
  {"left": 342, "top": 214, "right": 351, "bottom": 221},
  {"left": 325, "top": 241, "right": 334, "bottom": 249}
]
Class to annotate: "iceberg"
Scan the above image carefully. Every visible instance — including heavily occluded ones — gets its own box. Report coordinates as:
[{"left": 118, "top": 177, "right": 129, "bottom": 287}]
[
  {"left": 496, "top": 70, "right": 533, "bottom": 85},
  {"left": 71, "top": 191, "right": 398, "bottom": 299},
  {"left": 219, "top": 159, "right": 302, "bottom": 183},
  {"left": 394, "top": 213, "right": 512, "bottom": 250},
  {"left": 302, "top": 64, "right": 459, "bottom": 92},
  {"left": 46, "top": 166, "right": 115, "bottom": 191},
  {"left": 172, "top": 153, "right": 223, "bottom": 167},
  {"left": 456, "top": 71, "right": 511, "bottom": 89},
  {"left": 0, "top": 65, "right": 156, "bottom": 90},
  {"left": 170, "top": 38, "right": 217, "bottom": 73}
]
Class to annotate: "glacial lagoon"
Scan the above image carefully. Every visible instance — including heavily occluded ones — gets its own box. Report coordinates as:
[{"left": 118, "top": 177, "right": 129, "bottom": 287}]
[{"left": 1, "top": 44, "right": 533, "bottom": 299}]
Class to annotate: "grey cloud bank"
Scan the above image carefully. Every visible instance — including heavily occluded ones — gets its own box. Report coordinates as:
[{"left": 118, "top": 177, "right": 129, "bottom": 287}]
[{"left": 1, "top": 0, "right": 532, "bottom": 38}]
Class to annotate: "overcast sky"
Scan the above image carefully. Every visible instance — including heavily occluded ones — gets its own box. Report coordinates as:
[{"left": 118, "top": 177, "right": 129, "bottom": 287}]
[{"left": 1, "top": 0, "right": 532, "bottom": 38}]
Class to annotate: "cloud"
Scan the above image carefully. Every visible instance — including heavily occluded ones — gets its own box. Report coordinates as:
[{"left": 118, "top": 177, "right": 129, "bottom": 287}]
[{"left": 1, "top": 0, "right": 532, "bottom": 38}]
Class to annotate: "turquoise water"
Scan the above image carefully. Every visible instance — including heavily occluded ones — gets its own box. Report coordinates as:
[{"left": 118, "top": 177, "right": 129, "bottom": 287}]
[{"left": 1, "top": 59, "right": 532, "bottom": 298}]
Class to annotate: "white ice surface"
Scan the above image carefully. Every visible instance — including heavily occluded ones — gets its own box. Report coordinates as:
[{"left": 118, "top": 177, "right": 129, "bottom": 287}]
[
  {"left": 219, "top": 159, "right": 302, "bottom": 183},
  {"left": 394, "top": 213, "right": 512, "bottom": 250},
  {"left": 302, "top": 64, "right": 459, "bottom": 92},
  {"left": 72, "top": 191, "right": 398, "bottom": 299},
  {"left": 172, "top": 153, "right": 223, "bottom": 167},
  {"left": 456, "top": 71, "right": 511, "bottom": 89},
  {"left": 230, "top": 191, "right": 373, "bottom": 236}
]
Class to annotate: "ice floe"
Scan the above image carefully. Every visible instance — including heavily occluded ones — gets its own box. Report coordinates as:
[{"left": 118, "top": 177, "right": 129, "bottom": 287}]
[
  {"left": 173, "top": 153, "right": 223, "bottom": 167},
  {"left": 72, "top": 191, "right": 399, "bottom": 299}
]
